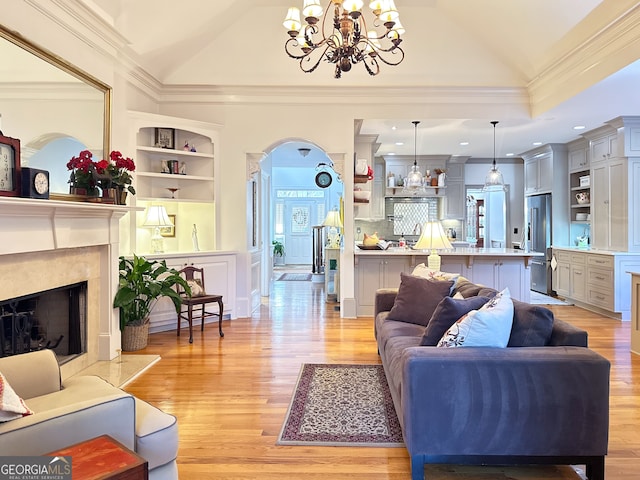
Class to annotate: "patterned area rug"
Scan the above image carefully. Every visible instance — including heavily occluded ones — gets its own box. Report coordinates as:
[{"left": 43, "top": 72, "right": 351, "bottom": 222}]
[
  {"left": 277, "top": 273, "right": 312, "bottom": 281},
  {"left": 277, "top": 364, "right": 404, "bottom": 447}
]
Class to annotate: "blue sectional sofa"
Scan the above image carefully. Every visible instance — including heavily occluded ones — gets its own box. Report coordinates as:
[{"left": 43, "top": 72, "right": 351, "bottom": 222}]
[{"left": 374, "top": 275, "right": 611, "bottom": 480}]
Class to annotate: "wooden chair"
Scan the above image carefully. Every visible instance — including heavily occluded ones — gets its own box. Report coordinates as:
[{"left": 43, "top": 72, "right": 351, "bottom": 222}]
[{"left": 176, "top": 265, "right": 224, "bottom": 343}]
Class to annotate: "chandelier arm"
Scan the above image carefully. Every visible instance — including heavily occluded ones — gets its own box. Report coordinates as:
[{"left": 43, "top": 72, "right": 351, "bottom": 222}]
[
  {"left": 300, "top": 45, "right": 332, "bottom": 74},
  {"left": 372, "top": 47, "right": 405, "bottom": 66},
  {"left": 362, "top": 55, "right": 380, "bottom": 76}
]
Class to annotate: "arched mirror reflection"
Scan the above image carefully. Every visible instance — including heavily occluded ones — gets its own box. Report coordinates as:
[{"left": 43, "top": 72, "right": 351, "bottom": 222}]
[{"left": 0, "top": 26, "right": 110, "bottom": 196}]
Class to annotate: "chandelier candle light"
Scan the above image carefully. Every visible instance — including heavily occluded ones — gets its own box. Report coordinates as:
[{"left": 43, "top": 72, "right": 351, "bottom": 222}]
[{"left": 283, "top": 0, "right": 405, "bottom": 78}]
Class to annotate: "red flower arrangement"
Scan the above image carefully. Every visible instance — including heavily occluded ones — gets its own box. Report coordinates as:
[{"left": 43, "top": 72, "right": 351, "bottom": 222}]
[{"left": 67, "top": 150, "right": 136, "bottom": 197}]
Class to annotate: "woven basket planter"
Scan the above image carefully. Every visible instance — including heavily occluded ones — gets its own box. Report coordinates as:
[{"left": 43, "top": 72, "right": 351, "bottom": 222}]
[{"left": 122, "top": 322, "right": 149, "bottom": 351}]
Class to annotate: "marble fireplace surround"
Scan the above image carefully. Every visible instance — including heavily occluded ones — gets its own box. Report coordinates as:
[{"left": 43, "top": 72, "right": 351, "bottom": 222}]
[{"left": 0, "top": 197, "right": 131, "bottom": 379}]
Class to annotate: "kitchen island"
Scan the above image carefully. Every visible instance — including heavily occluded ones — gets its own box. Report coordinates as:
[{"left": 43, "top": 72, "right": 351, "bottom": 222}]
[
  {"left": 354, "top": 247, "right": 543, "bottom": 316},
  {"left": 552, "top": 246, "right": 640, "bottom": 320}
]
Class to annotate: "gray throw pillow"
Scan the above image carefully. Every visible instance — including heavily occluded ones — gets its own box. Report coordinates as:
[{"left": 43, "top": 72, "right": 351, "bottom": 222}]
[
  {"left": 387, "top": 273, "right": 454, "bottom": 326},
  {"left": 507, "top": 299, "right": 555, "bottom": 347},
  {"left": 452, "top": 280, "right": 485, "bottom": 298},
  {"left": 420, "top": 295, "right": 490, "bottom": 346}
]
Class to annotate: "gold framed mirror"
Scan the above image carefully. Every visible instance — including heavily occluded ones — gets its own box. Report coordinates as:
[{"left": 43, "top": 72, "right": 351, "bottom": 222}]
[{"left": 0, "top": 24, "right": 111, "bottom": 196}]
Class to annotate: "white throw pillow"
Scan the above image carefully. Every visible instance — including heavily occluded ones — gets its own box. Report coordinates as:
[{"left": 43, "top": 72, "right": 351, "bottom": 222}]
[
  {"left": 437, "top": 288, "right": 514, "bottom": 348},
  {"left": 0, "top": 372, "right": 34, "bottom": 422}
]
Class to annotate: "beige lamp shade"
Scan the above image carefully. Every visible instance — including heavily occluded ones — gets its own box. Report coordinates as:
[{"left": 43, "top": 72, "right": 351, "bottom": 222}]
[
  {"left": 143, "top": 205, "right": 173, "bottom": 254},
  {"left": 323, "top": 210, "right": 343, "bottom": 248},
  {"left": 322, "top": 210, "right": 343, "bottom": 228},
  {"left": 413, "top": 221, "right": 452, "bottom": 270},
  {"left": 143, "top": 205, "right": 173, "bottom": 227}
]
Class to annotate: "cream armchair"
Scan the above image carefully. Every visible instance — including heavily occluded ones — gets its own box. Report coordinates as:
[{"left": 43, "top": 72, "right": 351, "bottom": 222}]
[{"left": 0, "top": 350, "right": 178, "bottom": 480}]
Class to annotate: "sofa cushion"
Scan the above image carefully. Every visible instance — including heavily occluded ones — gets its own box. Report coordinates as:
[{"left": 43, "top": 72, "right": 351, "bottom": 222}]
[
  {"left": 437, "top": 288, "right": 514, "bottom": 348},
  {"left": 387, "top": 273, "right": 454, "bottom": 326},
  {"left": 508, "top": 299, "right": 555, "bottom": 347},
  {"left": 411, "top": 264, "right": 460, "bottom": 293},
  {"left": 420, "top": 295, "right": 491, "bottom": 346},
  {"left": 451, "top": 278, "right": 485, "bottom": 298},
  {"left": 0, "top": 372, "right": 33, "bottom": 422},
  {"left": 477, "top": 287, "right": 499, "bottom": 298}
]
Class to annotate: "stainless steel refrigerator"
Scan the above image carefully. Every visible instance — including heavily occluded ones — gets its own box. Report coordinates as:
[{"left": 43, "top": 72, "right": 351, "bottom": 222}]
[{"left": 526, "top": 194, "right": 552, "bottom": 295}]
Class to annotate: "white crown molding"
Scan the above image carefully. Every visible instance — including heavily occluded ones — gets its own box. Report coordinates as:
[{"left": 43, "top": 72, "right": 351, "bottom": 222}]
[
  {"left": 157, "top": 85, "right": 529, "bottom": 107},
  {"left": 528, "top": 2, "right": 640, "bottom": 116}
]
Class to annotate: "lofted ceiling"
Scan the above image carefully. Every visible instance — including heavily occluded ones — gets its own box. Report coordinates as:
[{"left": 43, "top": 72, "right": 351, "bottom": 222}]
[{"left": 86, "top": 0, "right": 640, "bottom": 159}]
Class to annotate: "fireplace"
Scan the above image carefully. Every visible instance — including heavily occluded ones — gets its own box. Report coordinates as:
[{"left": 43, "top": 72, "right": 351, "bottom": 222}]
[
  {"left": 0, "top": 197, "right": 130, "bottom": 379},
  {"left": 1, "top": 282, "right": 87, "bottom": 363}
]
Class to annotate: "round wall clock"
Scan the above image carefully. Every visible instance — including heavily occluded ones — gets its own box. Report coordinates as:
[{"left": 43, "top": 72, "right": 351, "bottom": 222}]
[{"left": 315, "top": 171, "right": 332, "bottom": 189}]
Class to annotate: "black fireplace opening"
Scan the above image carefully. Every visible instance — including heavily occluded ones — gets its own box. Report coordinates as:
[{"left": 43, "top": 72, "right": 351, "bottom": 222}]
[{"left": 1, "top": 282, "right": 87, "bottom": 364}]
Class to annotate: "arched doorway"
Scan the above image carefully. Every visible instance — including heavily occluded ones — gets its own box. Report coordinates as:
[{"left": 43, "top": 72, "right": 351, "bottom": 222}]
[{"left": 247, "top": 138, "right": 344, "bottom": 302}]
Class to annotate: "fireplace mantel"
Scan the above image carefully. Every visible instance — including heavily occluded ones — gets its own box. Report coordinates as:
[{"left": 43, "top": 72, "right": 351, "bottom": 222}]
[
  {"left": 0, "top": 197, "right": 140, "bottom": 374},
  {"left": 0, "top": 197, "right": 136, "bottom": 255}
]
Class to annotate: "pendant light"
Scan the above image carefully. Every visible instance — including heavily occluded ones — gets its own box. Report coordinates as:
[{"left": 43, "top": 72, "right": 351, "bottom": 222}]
[
  {"left": 403, "top": 120, "right": 426, "bottom": 195},
  {"left": 483, "top": 120, "right": 505, "bottom": 190}
]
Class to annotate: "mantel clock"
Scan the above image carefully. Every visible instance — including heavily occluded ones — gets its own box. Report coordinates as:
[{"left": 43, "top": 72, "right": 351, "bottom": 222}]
[{"left": 0, "top": 134, "right": 21, "bottom": 197}]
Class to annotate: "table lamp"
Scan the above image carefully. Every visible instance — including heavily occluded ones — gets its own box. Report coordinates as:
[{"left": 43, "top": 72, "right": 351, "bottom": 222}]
[
  {"left": 413, "top": 221, "right": 452, "bottom": 270},
  {"left": 143, "top": 205, "right": 173, "bottom": 254},
  {"left": 323, "top": 209, "right": 343, "bottom": 248}
]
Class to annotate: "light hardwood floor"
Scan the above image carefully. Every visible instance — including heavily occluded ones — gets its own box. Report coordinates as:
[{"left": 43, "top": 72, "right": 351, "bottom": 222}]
[{"left": 124, "top": 278, "right": 640, "bottom": 479}]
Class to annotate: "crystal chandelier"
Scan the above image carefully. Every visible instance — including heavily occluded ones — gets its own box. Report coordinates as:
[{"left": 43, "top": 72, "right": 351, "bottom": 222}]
[{"left": 283, "top": 0, "right": 405, "bottom": 79}]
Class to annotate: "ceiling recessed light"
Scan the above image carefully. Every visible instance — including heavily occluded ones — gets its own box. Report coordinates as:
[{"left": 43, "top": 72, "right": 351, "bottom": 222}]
[
  {"left": 459, "top": 142, "right": 469, "bottom": 146},
  {"left": 388, "top": 152, "right": 396, "bottom": 155},
  {"left": 533, "top": 142, "right": 542, "bottom": 146},
  {"left": 395, "top": 142, "right": 404, "bottom": 146},
  {"left": 506, "top": 153, "right": 514, "bottom": 157},
  {"left": 573, "top": 125, "right": 586, "bottom": 130},
  {"left": 391, "top": 126, "right": 397, "bottom": 130}
]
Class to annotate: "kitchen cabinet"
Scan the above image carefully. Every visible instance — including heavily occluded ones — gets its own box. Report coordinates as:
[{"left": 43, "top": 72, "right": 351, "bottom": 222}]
[
  {"left": 524, "top": 153, "right": 554, "bottom": 195},
  {"left": 568, "top": 139, "right": 589, "bottom": 172},
  {"left": 590, "top": 130, "right": 618, "bottom": 164},
  {"left": 521, "top": 144, "right": 570, "bottom": 247},
  {"left": 468, "top": 257, "right": 526, "bottom": 300},
  {"left": 443, "top": 162, "right": 465, "bottom": 219},
  {"left": 147, "top": 252, "right": 237, "bottom": 332},
  {"left": 552, "top": 247, "right": 640, "bottom": 320},
  {"left": 591, "top": 158, "right": 627, "bottom": 250},
  {"left": 355, "top": 256, "right": 411, "bottom": 315}
]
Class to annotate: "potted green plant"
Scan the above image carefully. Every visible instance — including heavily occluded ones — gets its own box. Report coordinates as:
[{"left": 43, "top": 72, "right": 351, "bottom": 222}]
[
  {"left": 113, "top": 254, "right": 191, "bottom": 351},
  {"left": 272, "top": 240, "right": 284, "bottom": 265}
]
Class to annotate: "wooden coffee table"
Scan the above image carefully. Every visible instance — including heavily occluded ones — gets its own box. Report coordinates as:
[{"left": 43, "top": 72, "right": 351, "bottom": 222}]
[{"left": 47, "top": 434, "right": 148, "bottom": 480}]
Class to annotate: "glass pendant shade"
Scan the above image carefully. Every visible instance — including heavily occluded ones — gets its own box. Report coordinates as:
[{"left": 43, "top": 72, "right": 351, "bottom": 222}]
[
  {"left": 483, "top": 120, "right": 505, "bottom": 190},
  {"left": 402, "top": 120, "right": 426, "bottom": 194},
  {"left": 405, "top": 164, "right": 423, "bottom": 188},
  {"left": 484, "top": 164, "right": 505, "bottom": 188}
]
